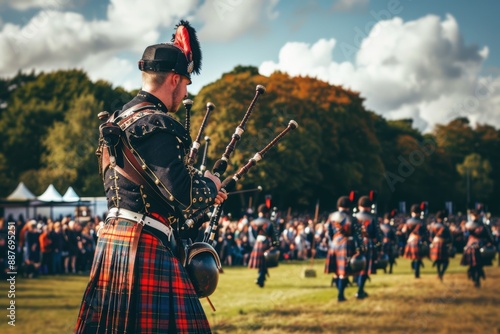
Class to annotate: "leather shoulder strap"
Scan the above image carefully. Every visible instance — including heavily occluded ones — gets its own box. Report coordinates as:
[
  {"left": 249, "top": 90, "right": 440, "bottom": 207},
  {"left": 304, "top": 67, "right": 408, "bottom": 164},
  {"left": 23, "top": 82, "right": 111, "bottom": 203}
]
[
  {"left": 118, "top": 137, "right": 178, "bottom": 215},
  {"left": 99, "top": 102, "right": 156, "bottom": 176}
]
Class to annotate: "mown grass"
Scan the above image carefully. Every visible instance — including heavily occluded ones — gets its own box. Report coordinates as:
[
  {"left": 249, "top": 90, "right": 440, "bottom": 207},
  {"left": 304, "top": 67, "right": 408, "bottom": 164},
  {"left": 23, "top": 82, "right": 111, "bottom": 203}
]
[{"left": 0, "top": 257, "right": 499, "bottom": 333}]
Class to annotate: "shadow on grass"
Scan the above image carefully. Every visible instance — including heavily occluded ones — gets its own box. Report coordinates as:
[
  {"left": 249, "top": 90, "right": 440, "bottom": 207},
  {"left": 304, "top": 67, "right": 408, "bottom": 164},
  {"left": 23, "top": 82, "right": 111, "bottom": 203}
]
[
  {"left": 422, "top": 295, "right": 500, "bottom": 305},
  {"left": 18, "top": 304, "right": 77, "bottom": 310},
  {"left": 272, "top": 284, "right": 332, "bottom": 289},
  {"left": 213, "top": 321, "right": 433, "bottom": 333},
  {"left": 16, "top": 294, "right": 60, "bottom": 299},
  {"left": 253, "top": 307, "right": 381, "bottom": 317}
]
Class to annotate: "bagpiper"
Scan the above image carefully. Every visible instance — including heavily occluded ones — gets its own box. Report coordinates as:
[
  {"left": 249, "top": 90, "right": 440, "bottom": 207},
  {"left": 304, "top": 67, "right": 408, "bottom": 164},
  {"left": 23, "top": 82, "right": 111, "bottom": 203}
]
[
  {"left": 403, "top": 204, "right": 429, "bottom": 278},
  {"left": 381, "top": 212, "right": 398, "bottom": 274},
  {"left": 324, "top": 196, "right": 364, "bottom": 302},
  {"left": 460, "top": 209, "right": 495, "bottom": 287},
  {"left": 248, "top": 204, "right": 275, "bottom": 287},
  {"left": 429, "top": 211, "right": 452, "bottom": 281},
  {"left": 355, "top": 195, "right": 382, "bottom": 299},
  {"left": 75, "top": 20, "right": 227, "bottom": 333}
]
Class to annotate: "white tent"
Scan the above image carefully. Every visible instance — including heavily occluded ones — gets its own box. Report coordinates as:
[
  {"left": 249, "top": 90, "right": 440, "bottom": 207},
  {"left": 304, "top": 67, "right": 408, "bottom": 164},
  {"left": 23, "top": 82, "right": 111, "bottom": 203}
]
[
  {"left": 2, "top": 183, "right": 105, "bottom": 221},
  {"left": 2, "top": 182, "right": 36, "bottom": 221},
  {"left": 37, "top": 184, "right": 63, "bottom": 202},
  {"left": 6, "top": 182, "right": 36, "bottom": 200},
  {"left": 63, "top": 186, "right": 80, "bottom": 202}
]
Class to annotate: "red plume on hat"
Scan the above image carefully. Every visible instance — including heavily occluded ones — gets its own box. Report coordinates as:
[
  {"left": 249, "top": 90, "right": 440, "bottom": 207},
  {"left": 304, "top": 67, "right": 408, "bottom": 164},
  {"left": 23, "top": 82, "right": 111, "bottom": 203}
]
[
  {"left": 265, "top": 195, "right": 272, "bottom": 209},
  {"left": 172, "top": 20, "right": 202, "bottom": 75},
  {"left": 349, "top": 190, "right": 358, "bottom": 204},
  {"left": 139, "top": 20, "right": 202, "bottom": 82}
]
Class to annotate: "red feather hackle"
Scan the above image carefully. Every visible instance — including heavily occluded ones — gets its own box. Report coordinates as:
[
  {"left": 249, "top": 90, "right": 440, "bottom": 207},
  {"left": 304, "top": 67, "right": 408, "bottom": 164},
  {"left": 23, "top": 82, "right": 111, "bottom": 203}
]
[{"left": 171, "top": 20, "right": 202, "bottom": 75}]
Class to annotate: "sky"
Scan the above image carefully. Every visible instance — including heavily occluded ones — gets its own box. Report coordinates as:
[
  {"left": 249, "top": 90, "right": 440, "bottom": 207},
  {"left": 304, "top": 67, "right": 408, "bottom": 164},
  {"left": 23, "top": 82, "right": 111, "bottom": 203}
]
[{"left": 0, "top": 0, "right": 499, "bottom": 133}]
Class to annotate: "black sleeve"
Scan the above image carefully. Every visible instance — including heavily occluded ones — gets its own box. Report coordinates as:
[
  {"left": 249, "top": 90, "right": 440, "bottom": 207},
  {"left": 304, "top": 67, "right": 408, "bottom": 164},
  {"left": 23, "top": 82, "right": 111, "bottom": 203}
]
[{"left": 132, "top": 130, "right": 218, "bottom": 214}]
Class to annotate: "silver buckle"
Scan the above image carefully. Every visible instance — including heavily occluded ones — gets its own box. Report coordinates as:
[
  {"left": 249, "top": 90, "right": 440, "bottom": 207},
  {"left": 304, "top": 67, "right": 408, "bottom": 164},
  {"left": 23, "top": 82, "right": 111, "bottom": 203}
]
[{"left": 138, "top": 214, "right": 146, "bottom": 226}]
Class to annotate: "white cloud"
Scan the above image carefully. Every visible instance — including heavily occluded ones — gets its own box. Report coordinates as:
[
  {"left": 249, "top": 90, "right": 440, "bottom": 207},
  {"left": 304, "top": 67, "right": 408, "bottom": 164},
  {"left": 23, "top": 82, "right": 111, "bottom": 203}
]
[
  {"left": 332, "top": 0, "right": 369, "bottom": 12},
  {"left": 259, "top": 14, "right": 496, "bottom": 132},
  {"left": 107, "top": 0, "right": 197, "bottom": 34},
  {"left": 84, "top": 54, "right": 138, "bottom": 91},
  {"left": 1, "top": 0, "right": 69, "bottom": 11},
  {"left": 196, "top": 0, "right": 280, "bottom": 42},
  {"left": 0, "top": 0, "right": 199, "bottom": 87},
  {"left": 0, "top": 0, "right": 283, "bottom": 91}
]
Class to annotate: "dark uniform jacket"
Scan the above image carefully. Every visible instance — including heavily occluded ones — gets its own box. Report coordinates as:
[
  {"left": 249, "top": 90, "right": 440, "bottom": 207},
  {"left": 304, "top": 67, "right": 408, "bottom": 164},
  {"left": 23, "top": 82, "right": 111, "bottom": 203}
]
[{"left": 102, "top": 90, "right": 218, "bottom": 225}]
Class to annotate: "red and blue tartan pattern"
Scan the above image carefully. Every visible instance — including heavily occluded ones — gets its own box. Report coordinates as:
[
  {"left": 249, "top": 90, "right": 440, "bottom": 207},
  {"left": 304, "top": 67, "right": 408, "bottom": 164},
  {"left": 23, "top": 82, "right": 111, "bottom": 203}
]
[
  {"left": 461, "top": 236, "right": 481, "bottom": 267},
  {"left": 248, "top": 238, "right": 270, "bottom": 270},
  {"left": 75, "top": 219, "right": 211, "bottom": 334},
  {"left": 324, "top": 235, "right": 356, "bottom": 277},
  {"left": 404, "top": 234, "right": 422, "bottom": 260},
  {"left": 430, "top": 237, "right": 449, "bottom": 261}
]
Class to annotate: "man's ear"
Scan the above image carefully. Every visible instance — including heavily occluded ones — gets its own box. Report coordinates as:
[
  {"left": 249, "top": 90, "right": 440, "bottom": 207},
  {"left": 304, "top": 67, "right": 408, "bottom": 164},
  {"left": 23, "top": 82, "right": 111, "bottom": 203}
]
[{"left": 170, "top": 73, "right": 180, "bottom": 86}]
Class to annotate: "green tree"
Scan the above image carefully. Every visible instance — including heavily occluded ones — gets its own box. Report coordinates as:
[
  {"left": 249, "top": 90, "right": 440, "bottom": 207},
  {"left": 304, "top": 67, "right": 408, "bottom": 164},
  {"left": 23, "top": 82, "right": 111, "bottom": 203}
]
[
  {"left": 456, "top": 153, "right": 494, "bottom": 206},
  {"left": 39, "top": 94, "right": 103, "bottom": 196},
  {"left": 473, "top": 124, "right": 500, "bottom": 210},
  {"left": 434, "top": 117, "right": 475, "bottom": 165},
  {"left": 0, "top": 70, "right": 134, "bottom": 197},
  {"left": 0, "top": 70, "right": 93, "bottom": 195},
  {"left": 190, "top": 67, "right": 385, "bottom": 212}
]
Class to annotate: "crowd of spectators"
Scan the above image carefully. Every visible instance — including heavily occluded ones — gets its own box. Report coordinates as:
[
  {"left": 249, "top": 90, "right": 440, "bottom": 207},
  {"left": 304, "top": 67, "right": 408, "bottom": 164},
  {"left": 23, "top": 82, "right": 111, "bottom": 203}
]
[
  {"left": 193, "top": 209, "right": 500, "bottom": 268},
  {"left": 1, "top": 208, "right": 499, "bottom": 279},
  {"left": 0, "top": 216, "right": 98, "bottom": 279}
]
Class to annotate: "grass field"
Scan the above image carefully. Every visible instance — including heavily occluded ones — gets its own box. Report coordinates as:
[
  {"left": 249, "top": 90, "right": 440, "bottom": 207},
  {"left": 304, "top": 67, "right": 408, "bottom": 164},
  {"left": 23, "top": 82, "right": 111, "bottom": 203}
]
[{"left": 0, "top": 257, "right": 499, "bottom": 333}]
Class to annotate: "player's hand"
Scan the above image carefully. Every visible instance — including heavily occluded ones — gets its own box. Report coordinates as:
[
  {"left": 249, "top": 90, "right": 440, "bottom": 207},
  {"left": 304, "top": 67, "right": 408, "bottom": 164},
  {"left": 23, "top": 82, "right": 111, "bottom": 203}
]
[
  {"left": 204, "top": 170, "right": 221, "bottom": 190},
  {"left": 214, "top": 190, "right": 227, "bottom": 205}
]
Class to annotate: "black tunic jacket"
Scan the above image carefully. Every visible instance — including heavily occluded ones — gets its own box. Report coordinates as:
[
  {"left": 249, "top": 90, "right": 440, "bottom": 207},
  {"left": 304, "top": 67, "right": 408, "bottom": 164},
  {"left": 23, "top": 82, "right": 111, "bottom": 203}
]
[{"left": 103, "top": 90, "right": 217, "bottom": 224}]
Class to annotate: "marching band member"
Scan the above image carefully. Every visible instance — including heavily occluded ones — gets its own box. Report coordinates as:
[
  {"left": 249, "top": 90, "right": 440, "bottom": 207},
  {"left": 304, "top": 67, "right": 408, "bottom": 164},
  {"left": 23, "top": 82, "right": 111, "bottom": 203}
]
[
  {"left": 355, "top": 196, "right": 382, "bottom": 299},
  {"left": 248, "top": 204, "right": 274, "bottom": 287},
  {"left": 324, "top": 196, "right": 364, "bottom": 302},
  {"left": 429, "top": 211, "right": 452, "bottom": 281},
  {"left": 381, "top": 212, "right": 398, "bottom": 274},
  {"left": 404, "top": 204, "right": 429, "bottom": 279},
  {"left": 75, "top": 21, "right": 227, "bottom": 333},
  {"left": 461, "top": 209, "right": 494, "bottom": 288}
]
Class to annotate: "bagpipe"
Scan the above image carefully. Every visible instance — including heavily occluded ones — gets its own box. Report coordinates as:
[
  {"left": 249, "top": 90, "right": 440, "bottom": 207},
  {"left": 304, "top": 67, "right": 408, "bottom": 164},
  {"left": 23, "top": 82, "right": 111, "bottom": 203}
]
[
  {"left": 343, "top": 191, "right": 367, "bottom": 273},
  {"left": 366, "top": 190, "right": 391, "bottom": 271},
  {"left": 264, "top": 204, "right": 281, "bottom": 268},
  {"left": 477, "top": 209, "right": 497, "bottom": 265},
  {"left": 418, "top": 201, "right": 430, "bottom": 258},
  {"left": 180, "top": 85, "right": 298, "bottom": 299}
]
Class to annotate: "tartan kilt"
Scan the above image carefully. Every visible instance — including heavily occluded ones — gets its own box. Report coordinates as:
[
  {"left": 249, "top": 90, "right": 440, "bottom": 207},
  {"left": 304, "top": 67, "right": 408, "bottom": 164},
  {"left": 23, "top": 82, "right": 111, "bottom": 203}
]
[
  {"left": 248, "top": 238, "right": 269, "bottom": 270},
  {"left": 461, "top": 241, "right": 480, "bottom": 267},
  {"left": 75, "top": 219, "right": 211, "bottom": 334},
  {"left": 430, "top": 238, "right": 448, "bottom": 261},
  {"left": 324, "top": 236, "right": 355, "bottom": 277},
  {"left": 404, "top": 235, "right": 421, "bottom": 260},
  {"left": 324, "top": 248, "right": 336, "bottom": 274}
]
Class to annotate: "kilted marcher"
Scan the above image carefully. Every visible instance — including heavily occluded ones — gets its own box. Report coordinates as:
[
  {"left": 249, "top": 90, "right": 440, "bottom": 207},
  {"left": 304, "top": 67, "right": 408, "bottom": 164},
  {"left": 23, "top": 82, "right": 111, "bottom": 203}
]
[
  {"left": 460, "top": 210, "right": 494, "bottom": 288},
  {"left": 494, "top": 225, "right": 500, "bottom": 267},
  {"left": 429, "top": 211, "right": 452, "bottom": 281},
  {"left": 75, "top": 21, "right": 227, "bottom": 333},
  {"left": 248, "top": 204, "right": 274, "bottom": 287},
  {"left": 381, "top": 213, "right": 398, "bottom": 274},
  {"left": 324, "top": 196, "right": 364, "bottom": 302},
  {"left": 355, "top": 196, "right": 382, "bottom": 299},
  {"left": 404, "top": 204, "right": 428, "bottom": 278}
]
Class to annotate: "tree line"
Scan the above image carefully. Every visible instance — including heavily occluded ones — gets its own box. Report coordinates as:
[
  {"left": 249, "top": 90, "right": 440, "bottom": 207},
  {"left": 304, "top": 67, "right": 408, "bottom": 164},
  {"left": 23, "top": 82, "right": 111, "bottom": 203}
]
[{"left": 0, "top": 67, "right": 498, "bottom": 216}]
